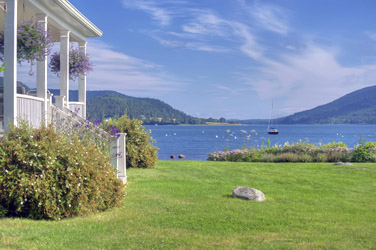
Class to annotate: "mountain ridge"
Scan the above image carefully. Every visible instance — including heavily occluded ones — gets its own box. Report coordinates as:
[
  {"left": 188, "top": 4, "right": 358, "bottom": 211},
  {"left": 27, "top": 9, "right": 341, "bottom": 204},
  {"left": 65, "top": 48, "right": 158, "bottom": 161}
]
[
  {"left": 46, "top": 84, "right": 376, "bottom": 124},
  {"left": 277, "top": 85, "right": 376, "bottom": 124}
]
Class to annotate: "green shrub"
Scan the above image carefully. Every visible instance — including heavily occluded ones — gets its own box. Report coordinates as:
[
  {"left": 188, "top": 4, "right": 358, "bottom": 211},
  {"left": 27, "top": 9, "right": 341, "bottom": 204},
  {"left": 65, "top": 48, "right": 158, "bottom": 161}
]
[
  {"left": 326, "top": 148, "right": 351, "bottom": 162},
  {"left": 0, "top": 122, "right": 125, "bottom": 220},
  {"left": 0, "top": 205, "right": 7, "bottom": 218},
  {"left": 208, "top": 141, "right": 376, "bottom": 163},
  {"left": 104, "top": 115, "right": 158, "bottom": 168},
  {"left": 352, "top": 141, "right": 376, "bottom": 162},
  {"left": 260, "top": 153, "right": 276, "bottom": 162},
  {"left": 280, "top": 142, "right": 316, "bottom": 155},
  {"left": 273, "top": 153, "right": 300, "bottom": 162},
  {"left": 299, "top": 154, "right": 313, "bottom": 162},
  {"left": 314, "top": 153, "right": 328, "bottom": 162},
  {"left": 321, "top": 141, "right": 347, "bottom": 148}
]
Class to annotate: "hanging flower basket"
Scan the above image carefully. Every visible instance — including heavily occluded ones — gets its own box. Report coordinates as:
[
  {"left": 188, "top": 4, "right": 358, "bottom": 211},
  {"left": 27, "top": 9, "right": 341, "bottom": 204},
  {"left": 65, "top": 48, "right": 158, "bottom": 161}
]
[
  {"left": 49, "top": 47, "right": 93, "bottom": 80},
  {"left": 0, "top": 20, "right": 53, "bottom": 64}
]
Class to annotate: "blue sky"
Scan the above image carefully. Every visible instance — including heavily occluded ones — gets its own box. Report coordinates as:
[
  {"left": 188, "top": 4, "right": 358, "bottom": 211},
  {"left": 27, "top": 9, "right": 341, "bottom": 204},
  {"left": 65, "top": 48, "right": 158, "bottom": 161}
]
[{"left": 20, "top": 0, "right": 376, "bottom": 119}]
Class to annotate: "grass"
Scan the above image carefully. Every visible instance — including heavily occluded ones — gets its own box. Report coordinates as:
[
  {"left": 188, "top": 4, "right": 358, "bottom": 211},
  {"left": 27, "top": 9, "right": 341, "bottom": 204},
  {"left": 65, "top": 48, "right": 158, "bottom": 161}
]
[{"left": 1, "top": 161, "right": 376, "bottom": 249}]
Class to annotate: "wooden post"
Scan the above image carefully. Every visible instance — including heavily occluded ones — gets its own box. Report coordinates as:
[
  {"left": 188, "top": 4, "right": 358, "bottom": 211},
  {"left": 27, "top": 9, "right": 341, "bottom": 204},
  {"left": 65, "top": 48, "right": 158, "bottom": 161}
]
[
  {"left": 3, "top": 0, "right": 18, "bottom": 130},
  {"left": 36, "top": 14, "right": 48, "bottom": 126},
  {"left": 78, "top": 41, "right": 87, "bottom": 118},
  {"left": 110, "top": 133, "right": 127, "bottom": 183},
  {"left": 60, "top": 30, "right": 70, "bottom": 109}
]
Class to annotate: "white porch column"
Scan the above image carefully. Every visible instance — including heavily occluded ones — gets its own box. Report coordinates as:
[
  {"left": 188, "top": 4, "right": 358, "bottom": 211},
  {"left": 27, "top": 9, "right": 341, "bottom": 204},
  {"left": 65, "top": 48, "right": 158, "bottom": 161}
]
[
  {"left": 36, "top": 14, "right": 48, "bottom": 125},
  {"left": 60, "top": 30, "right": 70, "bottom": 109},
  {"left": 3, "top": 0, "right": 18, "bottom": 131},
  {"left": 78, "top": 41, "right": 87, "bottom": 118},
  {"left": 110, "top": 133, "right": 127, "bottom": 184},
  {"left": 117, "top": 133, "right": 127, "bottom": 183}
]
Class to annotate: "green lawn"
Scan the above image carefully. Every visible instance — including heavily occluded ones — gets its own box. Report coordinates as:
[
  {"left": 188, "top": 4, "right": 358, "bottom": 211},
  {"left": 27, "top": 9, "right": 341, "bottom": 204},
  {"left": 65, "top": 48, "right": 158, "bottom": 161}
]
[{"left": 1, "top": 161, "right": 376, "bottom": 249}]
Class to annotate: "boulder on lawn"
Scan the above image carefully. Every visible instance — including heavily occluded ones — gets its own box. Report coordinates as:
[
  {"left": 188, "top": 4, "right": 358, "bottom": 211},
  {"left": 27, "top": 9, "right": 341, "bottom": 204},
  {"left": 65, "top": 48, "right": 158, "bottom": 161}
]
[
  {"left": 333, "top": 162, "right": 353, "bottom": 166},
  {"left": 232, "top": 186, "right": 265, "bottom": 202}
]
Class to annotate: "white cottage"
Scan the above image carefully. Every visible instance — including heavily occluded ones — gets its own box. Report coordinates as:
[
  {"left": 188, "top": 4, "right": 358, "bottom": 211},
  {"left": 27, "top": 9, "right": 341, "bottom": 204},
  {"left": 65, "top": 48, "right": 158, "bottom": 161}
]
[
  {"left": 1, "top": 0, "right": 102, "bottom": 129},
  {"left": 0, "top": 0, "right": 126, "bottom": 183}
]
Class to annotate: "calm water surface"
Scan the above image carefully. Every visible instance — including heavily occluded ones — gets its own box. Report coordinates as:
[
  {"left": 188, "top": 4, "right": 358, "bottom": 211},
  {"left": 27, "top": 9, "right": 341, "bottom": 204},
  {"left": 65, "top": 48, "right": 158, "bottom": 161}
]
[{"left": 145, "top": 124, "right": 376, "bottom": 161}]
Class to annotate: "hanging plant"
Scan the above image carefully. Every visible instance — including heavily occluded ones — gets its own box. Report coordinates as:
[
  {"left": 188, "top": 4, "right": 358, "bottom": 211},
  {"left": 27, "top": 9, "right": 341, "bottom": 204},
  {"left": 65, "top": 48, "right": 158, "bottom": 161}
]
[
  {"left": 49, "top": 47, "right": 93, "bottom": 80},
  {"left": 0, "top": 20, "right": 54, "bottom": 75}
]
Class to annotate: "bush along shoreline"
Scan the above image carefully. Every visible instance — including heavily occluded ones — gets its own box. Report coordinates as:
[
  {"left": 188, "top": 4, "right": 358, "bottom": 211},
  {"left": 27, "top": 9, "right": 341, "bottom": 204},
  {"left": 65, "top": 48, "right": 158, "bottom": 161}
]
[{"left": 208, "top": 141, "right": 376, "bottom": 162}]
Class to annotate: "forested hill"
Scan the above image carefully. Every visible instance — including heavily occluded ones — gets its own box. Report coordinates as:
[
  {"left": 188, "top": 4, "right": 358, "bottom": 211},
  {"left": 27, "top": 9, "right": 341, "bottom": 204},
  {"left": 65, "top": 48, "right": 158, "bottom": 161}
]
[
  {"left": 49, "top": 89, "right": 206, "bottom": 124},
  {"left": 86, "top": 94, "right": 206, "bottom": 124},
  {"left": 278, "top": 85, "right": 376, "bottom": 124}
]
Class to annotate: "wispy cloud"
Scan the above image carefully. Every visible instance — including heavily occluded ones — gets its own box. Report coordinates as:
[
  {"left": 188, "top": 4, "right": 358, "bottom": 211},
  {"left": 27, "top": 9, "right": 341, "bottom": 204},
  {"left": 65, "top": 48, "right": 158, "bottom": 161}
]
[
  {"left": 122, "top": 0, "right": 177, "bottom": 26},
  {"left": 238, "top": 0, "right": 290, "bottom": 35},
  {"left": 231, "top": 22, "right": 264, "bottom": 61},
  {"left": 85, "top": 40, "right": 184, "bottom": 96},
  {"left": 153, "top": 36, "right": 230, "bottom": 53},
  {"left": 11, "top": 41, "right": 184, "bottom": 98},
  {"left": 239, "top": 44, "right": 376, "bottom": 115},
  {"left": 181, "top": 9, "right": 230, "bottom": 37},
  {"left": 120, "top": 0, "right": 375, "bottom": 118}
]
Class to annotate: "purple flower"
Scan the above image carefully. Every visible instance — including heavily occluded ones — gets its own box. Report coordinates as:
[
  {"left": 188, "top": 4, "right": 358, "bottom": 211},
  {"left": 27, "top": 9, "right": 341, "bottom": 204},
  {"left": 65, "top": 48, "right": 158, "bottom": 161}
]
[
  {"left": 0, "top": 19, "right": 54, "bottom": 67},
  {"left": 93, "top": 120, "right": 101, "bottom": 126},
  {"left": 49, "top": 47, "right": 93, "bottom": 80}
]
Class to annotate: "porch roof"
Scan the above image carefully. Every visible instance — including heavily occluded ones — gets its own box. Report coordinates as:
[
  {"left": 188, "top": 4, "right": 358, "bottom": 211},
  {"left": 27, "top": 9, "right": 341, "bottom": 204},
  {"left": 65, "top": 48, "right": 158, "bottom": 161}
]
[{"left": 23, "top": 0, "right": 102, "bottom": 41}]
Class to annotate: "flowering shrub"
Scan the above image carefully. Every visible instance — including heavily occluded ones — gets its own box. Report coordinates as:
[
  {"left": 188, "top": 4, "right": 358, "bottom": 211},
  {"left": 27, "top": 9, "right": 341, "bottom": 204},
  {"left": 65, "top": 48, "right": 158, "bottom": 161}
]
[
  {"left": 0, "top": 122, "right": 125, "bottom": 220},
  {"left": 49, "top": 47, "right": 93, "bottom": 80},
  {"left": 208, "top": 149, "right": 250, "bottom": 162},
  {"left": 52, "top": 107, "right": 113, "bottom": 153},
  {"left": 0, "top": 20, "right": 53, "bottom": 70},
  {"left": 103, "top": 115, "right": 158, "bottom": 168},
  {"left": 207, "top": 141, "right": 373, "bottom": 163},
  {"left": 351, "top": 141, "right": 376, "bottom": 162}
]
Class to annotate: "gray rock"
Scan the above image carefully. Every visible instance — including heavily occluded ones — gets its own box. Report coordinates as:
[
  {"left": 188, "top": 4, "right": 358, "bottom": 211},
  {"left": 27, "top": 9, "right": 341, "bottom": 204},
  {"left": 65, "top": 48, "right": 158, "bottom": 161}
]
[
  {"left": 333, "top": 162, "right": 353, "bottom": 166},
  {"left": 232, "top": 186, "right": 265, "bottom": 202}
]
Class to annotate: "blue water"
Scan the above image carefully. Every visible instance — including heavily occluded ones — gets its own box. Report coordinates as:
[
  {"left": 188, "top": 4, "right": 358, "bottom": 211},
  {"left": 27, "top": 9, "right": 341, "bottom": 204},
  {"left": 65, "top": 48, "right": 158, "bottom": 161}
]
[{"left": 145, "top": 124, "right": 376, "bottom": 161}]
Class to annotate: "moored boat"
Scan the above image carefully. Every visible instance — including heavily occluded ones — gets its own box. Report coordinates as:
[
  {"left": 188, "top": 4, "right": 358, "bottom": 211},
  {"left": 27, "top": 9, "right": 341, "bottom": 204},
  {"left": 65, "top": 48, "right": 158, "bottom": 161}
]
[{"left": 267, "top": 100, "right": 279, "bottom": 134}]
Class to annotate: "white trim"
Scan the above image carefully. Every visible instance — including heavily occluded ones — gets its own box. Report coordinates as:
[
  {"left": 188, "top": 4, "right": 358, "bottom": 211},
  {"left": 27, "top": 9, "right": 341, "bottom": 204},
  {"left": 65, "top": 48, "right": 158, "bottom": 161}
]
[
  {"left": 53, "top": 0, "right": 102, "bottom": 37},
  {"left": 69, "top": 101, "right": 85, "bottom": 106},
  {"left": 28, "top": 0, "right": 102, "bottom": 41},
  {"left": 17, "top": 94, "right": 44, "bottom": 102}
]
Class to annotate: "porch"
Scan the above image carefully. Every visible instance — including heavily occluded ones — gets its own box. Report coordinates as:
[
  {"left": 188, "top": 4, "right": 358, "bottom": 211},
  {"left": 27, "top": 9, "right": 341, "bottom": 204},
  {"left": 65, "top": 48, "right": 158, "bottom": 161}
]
[{"left": 0, "top": 0, "right": 126, "bottom": 183}]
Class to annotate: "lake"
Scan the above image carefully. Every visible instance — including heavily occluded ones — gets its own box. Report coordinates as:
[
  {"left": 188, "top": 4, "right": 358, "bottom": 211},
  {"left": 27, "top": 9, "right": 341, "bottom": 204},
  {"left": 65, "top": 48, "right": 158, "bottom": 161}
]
[{"left": 145, "top": 124, "right": 376, "bottom": 161}]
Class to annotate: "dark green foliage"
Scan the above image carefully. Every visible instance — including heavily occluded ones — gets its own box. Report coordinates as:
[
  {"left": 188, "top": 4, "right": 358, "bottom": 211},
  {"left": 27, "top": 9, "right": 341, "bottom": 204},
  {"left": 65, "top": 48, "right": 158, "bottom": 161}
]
[
  {"left": 278, "top": 85, "right": 376, "bottom": 124},
  {"left": 48, "top": 89, "right": 235, "bottom": 125},
  {"left": 0, "top": 205, "right": 6, "bottom": 218},
  {"left": 351, "top": 141, "right": 376, "bottom": 162},
  {"left": 87, "top": 94, "right": 206, "bottom": 124},
  {"left": 0, "top": 122, "right": 125, "bottom": 220},
  {"left": 104, "top": 115, "right": 158, "bottom": 168}
]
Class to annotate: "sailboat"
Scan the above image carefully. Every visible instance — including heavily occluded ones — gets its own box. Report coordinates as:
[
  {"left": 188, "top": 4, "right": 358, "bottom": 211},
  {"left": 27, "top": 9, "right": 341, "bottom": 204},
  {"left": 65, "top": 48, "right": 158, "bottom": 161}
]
[{"left": 267, "top": 100, "right": 279, "bottom": 135}]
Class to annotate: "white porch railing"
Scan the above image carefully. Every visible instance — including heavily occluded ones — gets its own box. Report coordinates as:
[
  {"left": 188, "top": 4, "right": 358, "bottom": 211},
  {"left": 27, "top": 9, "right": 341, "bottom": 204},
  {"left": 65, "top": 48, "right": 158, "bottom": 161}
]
[
  {"left": 69, "top": 101, "right": 85, "bottom": 118},
  {"left": 50, "top": 104, "right": 127, "bottom": 183},
  {"left": 1, "top": 92, "right": 127, "bottom": 183},
  {"left": 17, "top": 94, "right": 44, "bottom": 128}
]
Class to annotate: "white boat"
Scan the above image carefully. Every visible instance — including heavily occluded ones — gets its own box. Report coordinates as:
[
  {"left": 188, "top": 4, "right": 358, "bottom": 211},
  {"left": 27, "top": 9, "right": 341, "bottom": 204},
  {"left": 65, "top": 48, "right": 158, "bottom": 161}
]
[{"left": 267, "top": 100, "right": 279, "bottom": 135}]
